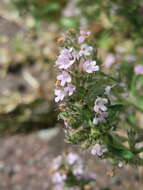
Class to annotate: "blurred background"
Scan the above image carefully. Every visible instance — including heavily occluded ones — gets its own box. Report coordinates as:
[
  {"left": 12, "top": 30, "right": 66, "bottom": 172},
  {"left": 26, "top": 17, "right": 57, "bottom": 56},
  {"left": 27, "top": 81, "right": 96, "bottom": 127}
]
[{"left": 0, "top": 0, "right": 143, "bottom": 189}]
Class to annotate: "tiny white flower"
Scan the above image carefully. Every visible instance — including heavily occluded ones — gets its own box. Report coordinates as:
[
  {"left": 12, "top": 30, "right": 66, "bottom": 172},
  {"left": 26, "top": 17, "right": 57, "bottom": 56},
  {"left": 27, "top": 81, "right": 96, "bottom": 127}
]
[
  {"left": 66, "top": 152, "right": 79, "bottom": 165},
  {"left": 55, "top": 89, "right": 66, "bottom": 102},
  {"left": 79, "top": 44, "right": 93, "bottom": 57},
  {"left": 83, "top": 60, "right": 99, "bottom": 73},
  {"left": 91, "top": 144, "right": 107, "bottom": 156},
  {"left": 94, "top": 98, "right": 108, "bottom": 113},
  {"left": 52, "top": 172, "right": 67, "bottom": 184}
]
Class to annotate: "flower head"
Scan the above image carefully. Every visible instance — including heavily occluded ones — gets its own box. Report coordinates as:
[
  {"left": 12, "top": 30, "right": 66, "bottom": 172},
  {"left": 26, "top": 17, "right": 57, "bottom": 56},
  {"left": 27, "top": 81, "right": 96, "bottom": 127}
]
[
  {"left": 93, "top": 112, "right": 108, "bottom": 125},
  {"left": 55, "top": 89, "right": 66, "bottom": 102},
  {"left": 78, "top": 30, "right": 91, "bottom": 44},
  {"left": 91, "top": 144, "right": 107, "bottom": 156},
  {"left": 55, "top": 48, "right": 75, "bottom": 70},
  {"left": 52, "top": 172, "right": 67, "bottom": 184},
  {"left": 66, "top": 152, "right": 79, "bottom": 165},
  {"left": 57, "top": 71, "right": 72, "bottom": 86},
  {"left": 94, "top": 98, "right": 108, "bottom": 113},
  {"left": 79, "top": 44, "right": 93, "bottom": 57},
  {"left": 64, "top": 84, "right": 76, "bottom": 96},
  {"left": 83, "top": 60, "right": 99, "bottom": 73},
  {"left": 73, "top": 164, "right": 84, "bottom": 176}
]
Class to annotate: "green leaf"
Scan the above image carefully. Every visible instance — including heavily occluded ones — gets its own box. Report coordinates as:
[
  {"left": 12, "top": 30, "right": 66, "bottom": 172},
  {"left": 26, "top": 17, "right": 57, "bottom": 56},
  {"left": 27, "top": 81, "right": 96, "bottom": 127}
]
[
  {"left": 108, "top": 104, "right": 123, "bottom": 111},
  {"left": 104, "top": 134, "right": 134, "bottom": 160},
  {"left": 121, "top": 150, "right": 134, "bottom": 160},
  {"left": 129, "top": 75, "right": 143, "bottom": 111}
]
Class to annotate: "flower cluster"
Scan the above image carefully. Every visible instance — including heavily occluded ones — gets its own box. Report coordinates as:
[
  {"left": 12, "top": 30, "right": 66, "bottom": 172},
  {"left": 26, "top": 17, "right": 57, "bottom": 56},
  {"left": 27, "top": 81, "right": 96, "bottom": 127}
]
[
  {"left": 93, "top": 97, "right": 108, "bottom": 125},
  {"left": 54, "top": 47, "right": 77, "bottom": 102},
  {"left": 50, "top": 151, "right": 96, "bottom": 190},
  {"left": 55, "top": 31, "right": 116, "bottom": 153},
  {"left": 55, "top": 30, "right": 99, "bottom": 103},
  {"left": 55, "top": 31, "right": 135, "bottom": 165}
]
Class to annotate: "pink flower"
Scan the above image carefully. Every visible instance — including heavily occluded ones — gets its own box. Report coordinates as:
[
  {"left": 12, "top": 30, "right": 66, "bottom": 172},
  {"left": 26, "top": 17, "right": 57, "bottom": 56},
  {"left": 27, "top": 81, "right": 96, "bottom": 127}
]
[
  {"left": 93, "top": 112, "right": 108, "bottom": 125},
  {"left": 57, "top": 71, "right": 72, "bottom": 86},
  {"left": 83, "top": 60, "right": 99, "bottom": 73},
  {"left": 94, "top": 98, "right": 108, "bottom": 113},
  {"left": 93, "top": 98, "right": 108, "bottom": 125},
  {"left": 64, "top": 84, "right": 76, "bottom": 96},
  {"left": 73, "top": 164, "right": 84, "bottom": 176},
  {"left": 78, "top": 30, "right": 91, "bottom": 44},
  {"left": 134, "top": 64, "right": 143, "bottom": 75},
  {"left": 52, "top": 172, "right": 67, "bottom": 184},
  {"left": 66, "top": 152, "right": 79, "bottom": 165},
  {"left": 55, "top": 48, "right": 75, "bottom": 69},
  {"left": 55, "top": 89, "right": 66, "bottom": 102},
  {"left": 91, "top": 144, "right": 107, "bottom": 156},
  {"left": 72, "top": 50, "right": 80, "bottom": 60},
  {"left": 79, "top": 44, "right": 93, "bottom": 57}
]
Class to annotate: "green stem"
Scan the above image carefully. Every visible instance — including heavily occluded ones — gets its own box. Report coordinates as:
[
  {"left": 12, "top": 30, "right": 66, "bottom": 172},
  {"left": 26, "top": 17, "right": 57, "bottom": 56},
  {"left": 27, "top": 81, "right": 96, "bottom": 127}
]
[{"left": 100, "top": 72, "right": 120, "bottom": 82}]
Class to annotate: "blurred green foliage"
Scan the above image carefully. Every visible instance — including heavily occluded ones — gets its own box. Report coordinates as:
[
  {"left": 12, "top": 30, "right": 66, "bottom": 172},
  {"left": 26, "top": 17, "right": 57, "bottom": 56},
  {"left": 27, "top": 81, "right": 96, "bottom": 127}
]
[{"left": 12, "top": 0, "right": 67, "bottom": 22}]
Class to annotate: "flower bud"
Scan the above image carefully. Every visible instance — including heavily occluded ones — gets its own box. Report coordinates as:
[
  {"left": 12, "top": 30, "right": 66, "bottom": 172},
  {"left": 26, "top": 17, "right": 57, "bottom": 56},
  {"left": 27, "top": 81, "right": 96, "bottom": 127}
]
[
  {"left": 55, "top": 80, "right": 61, "bottom": 88},
  {"left": 57, "top": 37, "right": 65, "bottom": 45},
  {"left": 67, "top": 28, "right": 76, "bottom": 34},
  {"left": 58, "top": 104, "right": 66, "bottom": 111}
]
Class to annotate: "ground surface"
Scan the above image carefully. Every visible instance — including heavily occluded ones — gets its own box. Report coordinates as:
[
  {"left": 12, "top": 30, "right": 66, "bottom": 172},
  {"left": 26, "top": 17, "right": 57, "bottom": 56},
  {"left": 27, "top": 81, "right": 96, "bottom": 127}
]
[{"left": 0, "top": 128, "right": 143, "bottom": 190}]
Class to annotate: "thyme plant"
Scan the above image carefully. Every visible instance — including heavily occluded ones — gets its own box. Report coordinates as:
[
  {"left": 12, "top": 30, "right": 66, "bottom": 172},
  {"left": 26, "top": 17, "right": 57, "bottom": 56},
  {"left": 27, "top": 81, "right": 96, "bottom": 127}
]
[{"left": 55, "top": 30, "right": 143, "bottom": 167}]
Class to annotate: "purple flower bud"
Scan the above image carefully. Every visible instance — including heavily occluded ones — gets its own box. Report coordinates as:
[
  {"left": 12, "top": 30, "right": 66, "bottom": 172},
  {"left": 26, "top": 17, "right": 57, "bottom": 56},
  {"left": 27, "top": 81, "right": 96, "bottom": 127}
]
[{"left": 78, "top": 30, "right": 91, "bottom": 44}]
